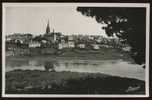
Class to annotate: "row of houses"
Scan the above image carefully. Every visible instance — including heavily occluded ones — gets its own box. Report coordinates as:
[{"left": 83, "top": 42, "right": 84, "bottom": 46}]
[
  {"left": 5, "top": 20, "right": 128, "bottom": 51},
  {"left": 6, "top": 32, "right": 128, "bottom": 51},
  {"left": 58, "top": 41, "right": 101, "bottom": 50}
]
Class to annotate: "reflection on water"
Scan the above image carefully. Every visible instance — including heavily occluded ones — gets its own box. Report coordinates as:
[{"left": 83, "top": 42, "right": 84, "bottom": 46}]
[{"left": 6, "top": 58, "right": 145, "bottom": 81}]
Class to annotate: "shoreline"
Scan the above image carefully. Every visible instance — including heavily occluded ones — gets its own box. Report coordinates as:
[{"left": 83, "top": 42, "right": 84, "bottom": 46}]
[
  {"left": 6, "top": 53, "right": 134, "bottom": 64},
  {"left": 6, "top": 47, "right": 133, "bottom": 62}
]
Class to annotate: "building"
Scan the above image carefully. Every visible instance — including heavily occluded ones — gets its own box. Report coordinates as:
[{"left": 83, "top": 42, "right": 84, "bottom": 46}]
[
  {"left": 95, "top": 36, "right": 104, "bottom": 43},
  {"left": 44, "top": 20, "right": 61, "bottom": 43},
  {"left": 58, "top": 43, "right": 68, "bottom": 49},
  {"left": 77, "top": 44, "right": 85, "bottom": 49},
  {"left": 46, "top": 21, "right": 50, "bottom": 34},
  {"left": 67, "top": 35, "right": 75, "bottom": 48},
  {"left": 29, "top": 41, "right": 41, "bottom": 48},
  {"left": 6, "top": 33, "right": 33, "bottom": 43},
  {"left": 92, "top": 44, "right": 100, "bottom": 50},
  {"left": 68, "top": 41, "right": 75, "bottom": 48},
  {"left": 68, "top": 35, "right": 74, "bottom": 41}
]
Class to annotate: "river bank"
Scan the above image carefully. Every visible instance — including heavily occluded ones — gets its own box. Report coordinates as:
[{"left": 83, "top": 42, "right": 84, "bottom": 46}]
[
  {"left": 6, "top": 47, "right": 133, "bottom": 62},
  {"left": 6, "top": 70, "right": 145, "bottom": 94}
]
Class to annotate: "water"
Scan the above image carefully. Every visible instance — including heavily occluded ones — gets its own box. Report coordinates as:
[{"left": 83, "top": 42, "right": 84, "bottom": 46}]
[{"left": 6, "top": 57, "right": 145, "bottom": 81}]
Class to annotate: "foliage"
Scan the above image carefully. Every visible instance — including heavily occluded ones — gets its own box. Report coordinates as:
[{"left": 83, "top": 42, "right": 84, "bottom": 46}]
[
  {"left": 44, "top": 61, "right": 55, "bottom": 72},
  {"left": 77, "top": 7, "right": 146, "bottom": 65},
  {"left": 6, "top": 70, "right": 145, "bottom": 94}
]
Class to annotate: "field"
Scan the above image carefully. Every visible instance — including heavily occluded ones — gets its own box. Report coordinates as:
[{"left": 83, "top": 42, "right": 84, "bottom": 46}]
[{"left": 6, "top": 70, "right": 145, "bottom": 94}]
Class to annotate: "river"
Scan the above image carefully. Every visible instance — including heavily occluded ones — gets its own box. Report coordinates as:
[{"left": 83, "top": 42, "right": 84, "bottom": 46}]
[{"left": 5, "top": 57, "right": 145, "bottom": 81}]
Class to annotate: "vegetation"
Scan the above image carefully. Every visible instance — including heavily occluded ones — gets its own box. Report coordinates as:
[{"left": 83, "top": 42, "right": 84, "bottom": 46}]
[
  {"left": 6, "top": 47, "right": 133, "bottom": 63},
  {"left": 6, "top": 70, "right": 145, "bottom": 94},
  {"left": 77, "top": 7, "right": 146, "bottom": 65},
  {"left": 44, "top": 61, "right": 55, "bottom": 72}
]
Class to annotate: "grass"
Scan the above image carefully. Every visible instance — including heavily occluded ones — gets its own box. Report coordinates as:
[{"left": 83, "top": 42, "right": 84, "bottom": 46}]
[
  {"left": 6, "top": 70, "right": 145, "bottom": 94},
  {"left": 6, "top": 47, "right": 133, "bottom": 63}
]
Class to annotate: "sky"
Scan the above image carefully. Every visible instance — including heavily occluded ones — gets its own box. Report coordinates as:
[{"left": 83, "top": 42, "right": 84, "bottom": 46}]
[{"left": 4, "top": 5, "right": 107, "bottom": 36}]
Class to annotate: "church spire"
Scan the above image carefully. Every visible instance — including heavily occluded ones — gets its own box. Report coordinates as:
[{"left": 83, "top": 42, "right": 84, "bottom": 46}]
[{"left": 46, "top": 20, "right": 50, "bottom": 34}]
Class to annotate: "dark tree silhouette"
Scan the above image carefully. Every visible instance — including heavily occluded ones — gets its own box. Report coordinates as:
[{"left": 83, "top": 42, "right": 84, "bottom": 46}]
[
  {"left": 44, "top": 61, "right": 55, "bottom": 72},
  {"left": 77, "top": 7, "right": 146, "bottom": 65}
]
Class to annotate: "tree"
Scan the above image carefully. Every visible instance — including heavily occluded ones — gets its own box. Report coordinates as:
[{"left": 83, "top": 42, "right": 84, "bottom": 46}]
[
  {"left": 77, "top": 7, "right": 146, "bottom": 65},
  {"left": 44, "top": 61, "right": 55, "bottom": 72}
]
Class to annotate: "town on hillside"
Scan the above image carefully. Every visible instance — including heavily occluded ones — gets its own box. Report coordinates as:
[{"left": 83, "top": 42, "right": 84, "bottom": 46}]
[{"left": 5, "top": 21, "right": 131, "bottom": 56}]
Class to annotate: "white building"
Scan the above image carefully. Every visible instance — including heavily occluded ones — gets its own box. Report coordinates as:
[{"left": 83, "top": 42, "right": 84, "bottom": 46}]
[
  {"left": 41, "top": 40, "right": 47, "bottom": 44},
  {"left": 77, "top": 44, "right": 85, "bottom": 49},
  {"left": 58, "top": 43, "right": 63, "bottom": 49},
  {"left": 68, "top": 41, "right": 75, "bottom": 48},
  {"left": 68, "top": 35, "right": 74, "bottom": 41},
  {"left": 58, "top": 40, "right": 75, "bottom": 49},
  {"left": 92, "top": 44, "right": 100, "bottom": 50},
  {"left": 96, "top": 36, "right": 103, "bottom": 43},
  {"left": 29, "top": 41, "right": 41, "bottom": 48},
  {"left": 58, "top": 43, "right": 69, "bottom": 49}
]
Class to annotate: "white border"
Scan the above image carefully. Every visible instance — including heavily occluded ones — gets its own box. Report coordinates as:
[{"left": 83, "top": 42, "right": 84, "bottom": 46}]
[{"left": 2, "top": 3, "right": 150, "bottom": 98}]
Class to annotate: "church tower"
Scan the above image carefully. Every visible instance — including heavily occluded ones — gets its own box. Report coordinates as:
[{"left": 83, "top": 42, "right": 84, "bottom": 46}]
[{"left": 46, "top": 20, "right": 50, "bottom": 34}]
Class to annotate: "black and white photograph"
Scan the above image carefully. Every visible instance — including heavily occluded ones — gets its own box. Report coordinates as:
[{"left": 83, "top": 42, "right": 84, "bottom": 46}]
[{"left": 2, "top": 3, "right": 150, "bottom": 97}]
